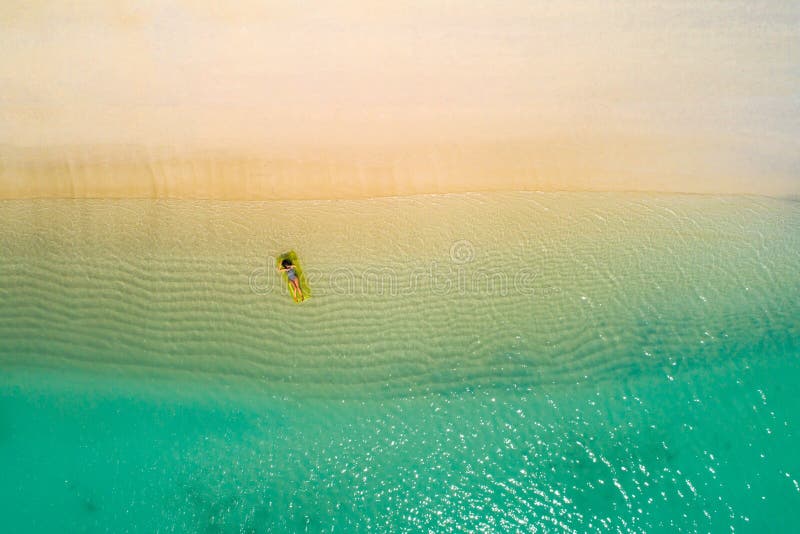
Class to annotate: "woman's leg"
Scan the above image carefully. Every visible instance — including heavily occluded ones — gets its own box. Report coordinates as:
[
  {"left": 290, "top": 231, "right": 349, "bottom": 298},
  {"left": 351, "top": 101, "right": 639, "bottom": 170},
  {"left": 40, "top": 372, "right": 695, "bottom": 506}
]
[{"left": 292, "top": 279, "right": 303, "bottom": 301}]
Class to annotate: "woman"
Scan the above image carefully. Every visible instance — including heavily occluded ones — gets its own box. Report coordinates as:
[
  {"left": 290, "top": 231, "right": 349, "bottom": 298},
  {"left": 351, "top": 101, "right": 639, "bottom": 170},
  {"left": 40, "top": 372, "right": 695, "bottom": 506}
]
[{"left": 278, "top": 258, "right": 304, "bottom": 302}]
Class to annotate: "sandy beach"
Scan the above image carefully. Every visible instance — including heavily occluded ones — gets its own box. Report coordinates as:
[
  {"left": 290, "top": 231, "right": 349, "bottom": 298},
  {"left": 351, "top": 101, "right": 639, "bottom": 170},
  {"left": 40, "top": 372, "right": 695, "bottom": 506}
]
[{"left": 2, "top": 1, "right": 799, "bottom": 199}]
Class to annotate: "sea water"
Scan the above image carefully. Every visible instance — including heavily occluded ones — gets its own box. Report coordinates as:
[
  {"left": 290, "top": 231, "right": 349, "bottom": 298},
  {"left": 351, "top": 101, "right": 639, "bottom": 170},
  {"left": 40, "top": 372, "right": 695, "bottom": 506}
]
[{"left": 1, "top": 192, "right": 798, "bottom": 532}]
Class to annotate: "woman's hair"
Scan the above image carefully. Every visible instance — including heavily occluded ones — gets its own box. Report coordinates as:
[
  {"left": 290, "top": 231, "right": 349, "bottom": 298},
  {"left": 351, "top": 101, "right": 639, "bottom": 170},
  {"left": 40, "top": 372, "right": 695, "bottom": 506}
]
[{"left": 281, "top": 259, "right": 293, "bottom": 268}]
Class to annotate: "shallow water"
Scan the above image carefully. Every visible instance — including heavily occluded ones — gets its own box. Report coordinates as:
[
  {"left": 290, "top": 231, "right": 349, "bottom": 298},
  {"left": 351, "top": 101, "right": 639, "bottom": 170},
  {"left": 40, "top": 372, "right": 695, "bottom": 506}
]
[{"left": 1, "top": 192, "right": 799, "bottom": 531}]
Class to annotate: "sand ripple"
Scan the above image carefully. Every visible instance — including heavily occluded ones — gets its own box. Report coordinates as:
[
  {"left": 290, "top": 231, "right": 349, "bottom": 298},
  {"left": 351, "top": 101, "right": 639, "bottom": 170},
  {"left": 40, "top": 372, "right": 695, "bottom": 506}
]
[{"left": 1, "top": 192, "right": 798, "bottom": 398}]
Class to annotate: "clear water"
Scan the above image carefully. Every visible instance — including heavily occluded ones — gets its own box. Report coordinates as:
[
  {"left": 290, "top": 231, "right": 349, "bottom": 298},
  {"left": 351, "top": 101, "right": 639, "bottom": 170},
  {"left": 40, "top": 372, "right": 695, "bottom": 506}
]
[{"left": 1, "top": 192, "right": 799, "bottom": 532}]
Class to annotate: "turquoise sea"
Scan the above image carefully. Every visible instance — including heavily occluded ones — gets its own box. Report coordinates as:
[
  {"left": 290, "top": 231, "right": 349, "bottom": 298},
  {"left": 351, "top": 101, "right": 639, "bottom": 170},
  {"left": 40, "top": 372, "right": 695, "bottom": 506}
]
[{"left": 1, "top": 192, "right": 799, "bottom": 532}]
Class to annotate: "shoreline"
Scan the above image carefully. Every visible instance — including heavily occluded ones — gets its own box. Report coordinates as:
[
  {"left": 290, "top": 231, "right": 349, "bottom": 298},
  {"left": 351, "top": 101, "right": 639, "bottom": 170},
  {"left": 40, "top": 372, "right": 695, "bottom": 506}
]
[
  {"left": 2, "top": 142, "right": 797, "bottom": 201},
  {"left": 0, "top": 188, "right": 792, "bottom": 204}
]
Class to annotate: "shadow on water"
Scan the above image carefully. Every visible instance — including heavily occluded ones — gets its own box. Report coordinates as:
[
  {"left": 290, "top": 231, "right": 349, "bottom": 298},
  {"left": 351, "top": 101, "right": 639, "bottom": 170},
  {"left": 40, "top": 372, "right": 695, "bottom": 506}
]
[{"left": 65, "top": 480, "right": 99, "bottom": 514}]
